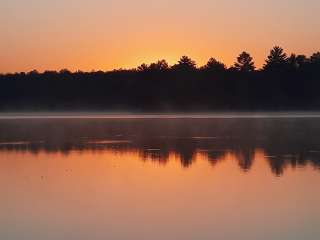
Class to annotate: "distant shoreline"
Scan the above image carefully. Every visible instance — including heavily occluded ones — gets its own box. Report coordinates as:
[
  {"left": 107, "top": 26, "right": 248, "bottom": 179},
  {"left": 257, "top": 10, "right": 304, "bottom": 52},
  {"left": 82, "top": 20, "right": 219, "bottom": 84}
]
[
  {"left": 1, "top": 111, "right": 320, "bottom": 119},
  {"left": 1, "top": 49, "right": 320, "bottom": 113}
]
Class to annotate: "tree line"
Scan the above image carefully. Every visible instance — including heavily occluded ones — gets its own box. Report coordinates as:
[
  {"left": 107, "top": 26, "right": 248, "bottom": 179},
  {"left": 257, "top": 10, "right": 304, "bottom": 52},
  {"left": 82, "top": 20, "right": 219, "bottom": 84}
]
[
  {"left": 0, "top": 46, "right": 320, "bottom": 111},
  {"left": 136, "top": 46, "right": 319, "bottom": 73}
]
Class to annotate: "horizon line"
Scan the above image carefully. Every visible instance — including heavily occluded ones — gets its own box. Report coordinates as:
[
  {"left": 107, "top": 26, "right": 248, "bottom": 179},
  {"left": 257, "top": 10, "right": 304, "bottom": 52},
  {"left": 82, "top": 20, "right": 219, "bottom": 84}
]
[
  {"left": 1, "top": 47, "right": 319, "bottom": 75},
  {"left": 1, "top": 111, "right": 320, "bottom": 119}
]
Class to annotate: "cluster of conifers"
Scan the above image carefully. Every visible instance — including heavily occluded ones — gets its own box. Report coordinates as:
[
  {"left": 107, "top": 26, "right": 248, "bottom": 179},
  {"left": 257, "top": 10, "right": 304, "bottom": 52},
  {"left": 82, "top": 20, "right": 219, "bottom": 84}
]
[
  {"left": 1, "top": 46, "right": 320, "bottom": 111},
  {"left": 1, "top": 46, "right": 320, "bottom": 75},
  {"left": 135, "top": 46, "right": 320, "bottom": 73}
]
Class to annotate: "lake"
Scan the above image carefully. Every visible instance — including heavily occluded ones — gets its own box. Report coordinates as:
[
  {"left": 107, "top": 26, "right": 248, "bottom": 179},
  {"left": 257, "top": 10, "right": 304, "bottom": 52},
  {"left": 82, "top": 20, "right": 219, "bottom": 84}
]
[{"left": 0, "top": 115, "right": 320, "bottom": 240}]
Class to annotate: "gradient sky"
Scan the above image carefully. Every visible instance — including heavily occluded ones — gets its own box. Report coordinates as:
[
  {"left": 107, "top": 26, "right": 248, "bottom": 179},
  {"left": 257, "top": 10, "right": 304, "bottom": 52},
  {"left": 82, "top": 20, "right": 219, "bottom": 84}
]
[{"left": 1, "top": 0, "right": 319, "bottom": 73}]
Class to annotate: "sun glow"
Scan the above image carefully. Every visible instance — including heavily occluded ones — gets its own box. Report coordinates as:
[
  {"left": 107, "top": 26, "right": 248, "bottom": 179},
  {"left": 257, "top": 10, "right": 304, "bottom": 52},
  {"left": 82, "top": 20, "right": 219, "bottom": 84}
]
[{"left": 1, "top": 0, "right": 319, "bottom": 72}]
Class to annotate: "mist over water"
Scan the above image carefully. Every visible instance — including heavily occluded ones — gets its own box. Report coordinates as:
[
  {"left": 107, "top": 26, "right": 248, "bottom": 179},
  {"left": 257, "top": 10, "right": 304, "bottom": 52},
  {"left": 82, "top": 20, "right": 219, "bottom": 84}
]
[
  {"left": 1, "top": 115, "right": 320, "bottom": 239},
  {"left": 1, "top": 114, "right": 320, "bottom": 175},
  {"left": 2, "top": 112, "right": 320, "bottom": 119}
]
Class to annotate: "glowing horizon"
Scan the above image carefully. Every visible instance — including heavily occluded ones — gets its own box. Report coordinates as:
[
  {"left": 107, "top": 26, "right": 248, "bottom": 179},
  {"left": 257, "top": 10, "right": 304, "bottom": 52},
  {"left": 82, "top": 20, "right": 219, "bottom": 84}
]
[{"left": 1, "top": 0, "right": 320, "bottom": 73}]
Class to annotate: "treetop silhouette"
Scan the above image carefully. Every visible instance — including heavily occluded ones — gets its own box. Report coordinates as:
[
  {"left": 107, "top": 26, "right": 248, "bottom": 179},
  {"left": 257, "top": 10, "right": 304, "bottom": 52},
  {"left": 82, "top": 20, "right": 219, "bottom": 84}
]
[
  {"left": 138, "top": 60, "right": 169, "bottom": 72},
  {"left": 1, "top": 46, "right": 320, "bottom": 111},
  {"left": 201, "top": 58, "right": 226, "bottom": 72},
  {"left": 264, "top": 46, "right": 288, "bottom": 71},
  {"left": 234, "top": 52, "right": 255, "bottom": 72},
  {"left": 172, "top": 56, "right": 197, "bottom": 71},
  {"left": 311, "top": 52, "right": 320, "bottom": 64}
]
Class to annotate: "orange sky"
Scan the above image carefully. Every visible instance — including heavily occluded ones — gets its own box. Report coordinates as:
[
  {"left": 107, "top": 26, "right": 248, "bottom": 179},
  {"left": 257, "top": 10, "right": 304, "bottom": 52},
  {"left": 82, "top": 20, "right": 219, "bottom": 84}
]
[{"left": 1, "top": 0, "right": 320, "bottom": 73}]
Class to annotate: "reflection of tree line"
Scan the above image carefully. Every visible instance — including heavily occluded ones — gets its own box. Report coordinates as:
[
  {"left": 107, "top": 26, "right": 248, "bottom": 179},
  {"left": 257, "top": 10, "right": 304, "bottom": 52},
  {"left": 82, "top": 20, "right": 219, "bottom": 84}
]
[
  {"left": 138, "top": 138, "right": 320, "bottom": 175},
  {"left": 0, "top": 118, "right": 320, "bottom": 175}
]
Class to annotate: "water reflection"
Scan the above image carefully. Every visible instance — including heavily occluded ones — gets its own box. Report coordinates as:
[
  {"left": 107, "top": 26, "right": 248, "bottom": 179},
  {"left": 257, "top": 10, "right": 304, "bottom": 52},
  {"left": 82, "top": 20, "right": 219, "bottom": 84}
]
[{"left": 0, "top": 118, "right": 320, "bottom": 175}]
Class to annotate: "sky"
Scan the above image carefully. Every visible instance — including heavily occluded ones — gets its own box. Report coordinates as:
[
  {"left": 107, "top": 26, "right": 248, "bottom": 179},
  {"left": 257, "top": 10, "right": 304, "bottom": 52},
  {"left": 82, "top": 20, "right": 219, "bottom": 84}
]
[{"left": 1, "top": 0, "right": 319, "bottom": 73}]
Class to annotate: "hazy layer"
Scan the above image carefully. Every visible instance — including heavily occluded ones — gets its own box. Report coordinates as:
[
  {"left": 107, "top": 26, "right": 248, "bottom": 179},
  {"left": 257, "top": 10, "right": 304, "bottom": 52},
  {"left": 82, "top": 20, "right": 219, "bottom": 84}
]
[
  {"left": 1, "top": 112, "right": 320, "bottom": 119},
  {"left": 1, "top": 0, "right": 320, "bottom": 72}
]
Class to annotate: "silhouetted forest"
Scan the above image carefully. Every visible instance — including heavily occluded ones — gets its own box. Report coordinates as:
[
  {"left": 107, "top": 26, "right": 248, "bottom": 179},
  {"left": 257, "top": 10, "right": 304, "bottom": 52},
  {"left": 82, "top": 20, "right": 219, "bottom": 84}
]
[{"left": 1, "top": 46, "right": 320, "bottom": 111}]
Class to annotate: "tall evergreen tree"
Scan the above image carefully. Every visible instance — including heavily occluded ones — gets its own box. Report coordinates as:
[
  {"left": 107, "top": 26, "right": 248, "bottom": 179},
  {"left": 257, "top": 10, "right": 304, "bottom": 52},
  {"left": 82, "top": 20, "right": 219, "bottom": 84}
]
[
  {"left": 234, "top": 52, "right": 255, "bottom": 72},
  {"left": 202, "top": 58, "right": 226, "bottom": 72},
  {"left": 264, "top": 46, "right": 287, "bottom": 71},
  {"left": 172, "top": 56, "right": 197, "bottom": 71},
  {"left": 310, "top": 52, "right": 320, "bottom": 64}
]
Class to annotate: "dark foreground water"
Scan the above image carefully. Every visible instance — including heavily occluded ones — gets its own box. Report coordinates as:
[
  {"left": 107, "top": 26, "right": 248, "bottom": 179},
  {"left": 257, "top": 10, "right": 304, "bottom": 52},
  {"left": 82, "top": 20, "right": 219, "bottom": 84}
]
[{"left": 0, "top": 115, "right": 320, "bottom": 240}]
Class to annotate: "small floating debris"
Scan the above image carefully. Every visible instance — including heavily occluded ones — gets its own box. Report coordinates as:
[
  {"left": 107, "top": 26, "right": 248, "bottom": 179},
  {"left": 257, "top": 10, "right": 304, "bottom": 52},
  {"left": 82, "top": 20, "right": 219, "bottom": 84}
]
[
  {"left": 0, "top": 141, "right": 30, "bottom": 145},
  {"left": 0, "top": 141, "right": 44, "bottom": 146},
  {"left": 264, "top": 155, "right": 277, "bottom": 158},
  {"left": 191, "top": 137, "right": 218, "bottom": 140},
  {"left": 198, "top": 149, "right": 228, "bottom": 152},
  {"left": 309, "top": 150, "right": 320, "bottom": 153},
  {"left": 283, "top": 154, "right": 295, "bottom": 158},
  {"left": 86, "top": 140, "right": 131, "bottom": 144}
]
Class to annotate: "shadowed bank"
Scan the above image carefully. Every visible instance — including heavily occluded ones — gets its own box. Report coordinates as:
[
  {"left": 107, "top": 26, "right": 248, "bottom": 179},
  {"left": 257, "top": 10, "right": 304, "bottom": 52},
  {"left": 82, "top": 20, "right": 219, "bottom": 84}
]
[{"left": 1, "top": 47, "right": 320, "bottom": 111}]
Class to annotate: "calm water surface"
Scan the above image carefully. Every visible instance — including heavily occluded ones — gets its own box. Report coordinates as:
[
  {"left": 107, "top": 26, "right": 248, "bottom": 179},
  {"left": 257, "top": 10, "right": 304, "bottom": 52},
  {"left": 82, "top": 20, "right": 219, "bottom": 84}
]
[{"left": 0, "top": 116, "right": 320, "bottom": 240}]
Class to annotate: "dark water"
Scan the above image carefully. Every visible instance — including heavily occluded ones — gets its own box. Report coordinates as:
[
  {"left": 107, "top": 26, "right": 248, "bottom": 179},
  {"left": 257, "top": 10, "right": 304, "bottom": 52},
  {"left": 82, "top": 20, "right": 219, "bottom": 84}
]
[{"left": 0, "top": 116, "right": 320, "bottom": 239}]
